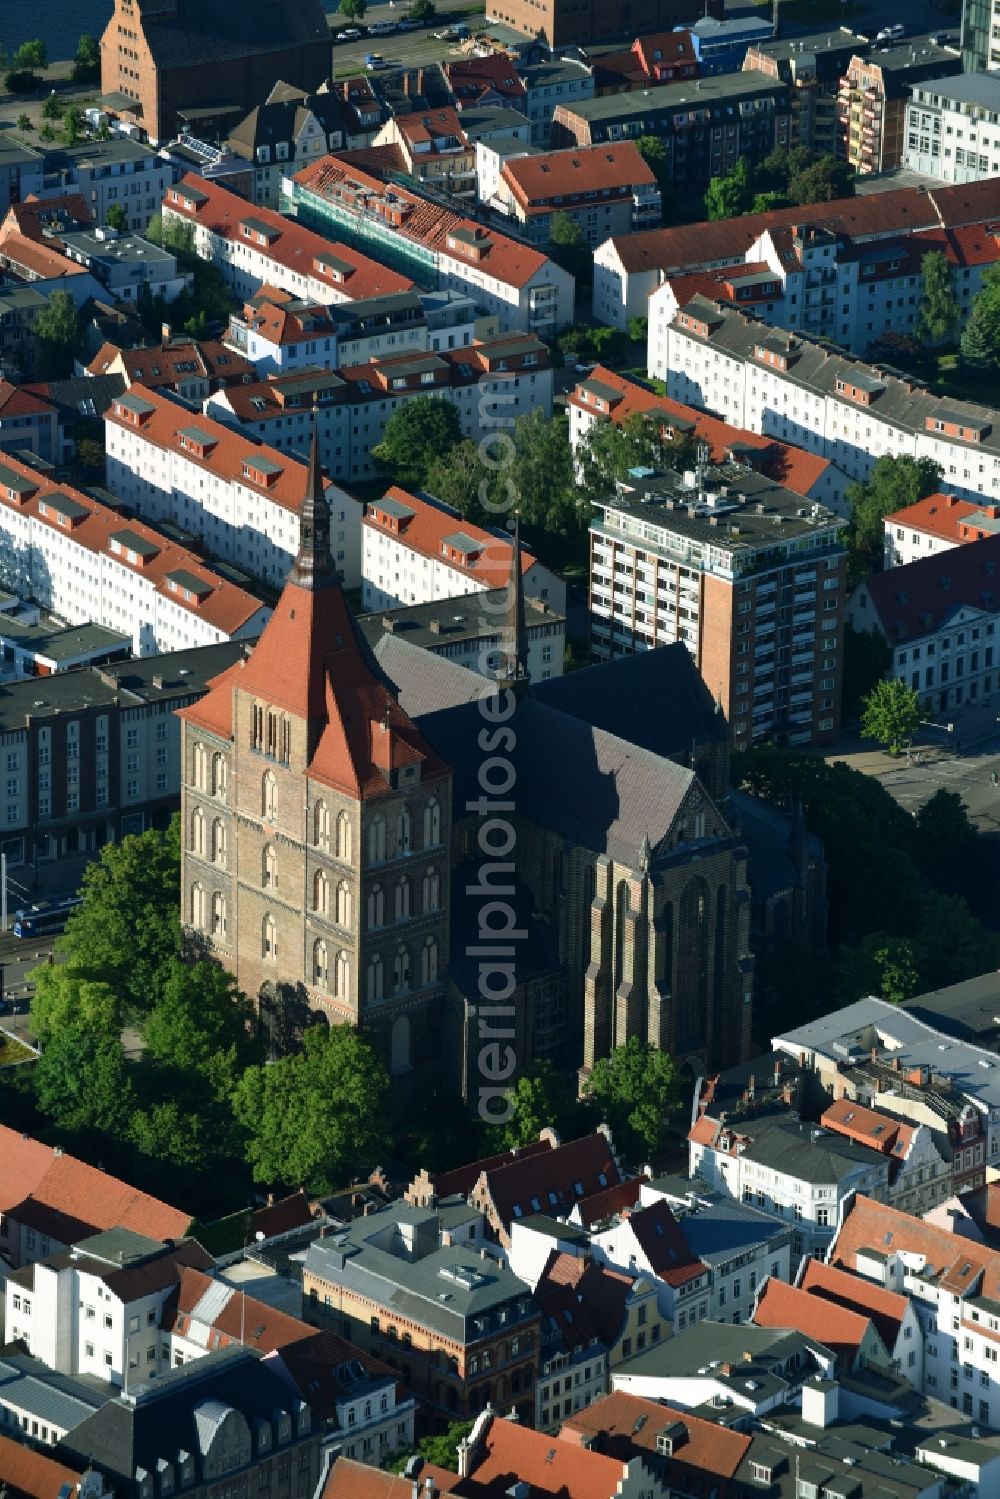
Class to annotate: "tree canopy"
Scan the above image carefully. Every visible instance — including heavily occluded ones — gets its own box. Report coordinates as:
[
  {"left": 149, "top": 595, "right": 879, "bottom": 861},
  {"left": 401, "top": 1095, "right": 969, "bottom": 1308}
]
[
  {"left": 34, "top": 291, "right": 82, "bottom": 380},
  {"left": 845, "top": 454, "right": 942, "bottom": 580},
  {"left": 583, "top": 1038, "right": 681, "bottom": 1162},
  {"left": 915, "top": 250, "right": 960, "bottom": 345},
  {"left": 490, "top": 1061, "right": 579, "bottom": 1150},
  {"left": 576, "top": 412, "right": 696, "bottom": 501},
  {"left": 860, "top": 678, "right": 922, "bottom": 756},
  {"left": 548, "top": 210, "right": 592, "bottom": 284},
  {"left": 961, "top": 264, "right": 1000, "bottom": 376},
  {"left": 372, "top": 397, "right": 463, "bottom": 487},
  {"left": 232, "top": 1023, "right": 391, "bottom": 1191}
]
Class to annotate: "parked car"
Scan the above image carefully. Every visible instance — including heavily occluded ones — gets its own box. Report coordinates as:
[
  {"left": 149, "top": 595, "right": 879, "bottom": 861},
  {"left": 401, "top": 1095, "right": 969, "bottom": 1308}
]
[
  {"left": 336, "top": 25, "right": 362, "bottom": 40},
  {"left": 397, "top": 17, "right": 420, "bottom": 28},
  {"left": 876, "top": 22, "right": 905, "bottom": 40},
  {"left": 365, "top": 51, "right": 389, "bottom": 67},
  {"left": 368, "top": 18, "right": 397, "bottom": 33},
  {"left": 435, "top": 26, "right": 459, "bottom": 39}
]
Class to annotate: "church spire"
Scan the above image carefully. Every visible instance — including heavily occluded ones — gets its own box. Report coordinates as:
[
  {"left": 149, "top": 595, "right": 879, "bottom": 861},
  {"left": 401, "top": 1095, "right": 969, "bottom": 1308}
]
[
  {"left": 288, "top": 414, "right": 337, "bottom": 590},
  {"left": 499, "top": 515, "right": 529, "bottom": 694}
]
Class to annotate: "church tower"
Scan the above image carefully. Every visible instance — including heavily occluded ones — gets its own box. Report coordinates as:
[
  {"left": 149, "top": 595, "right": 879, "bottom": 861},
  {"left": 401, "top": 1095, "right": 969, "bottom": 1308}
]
[{"left": 177, "top": 425, "right": 451, "bottom": 1075}]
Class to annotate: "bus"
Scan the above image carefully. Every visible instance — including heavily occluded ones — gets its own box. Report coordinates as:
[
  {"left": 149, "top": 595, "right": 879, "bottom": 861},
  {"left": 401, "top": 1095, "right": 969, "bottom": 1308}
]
[{"left": 12, "top": 895, "right": 83, "bottom": 939}]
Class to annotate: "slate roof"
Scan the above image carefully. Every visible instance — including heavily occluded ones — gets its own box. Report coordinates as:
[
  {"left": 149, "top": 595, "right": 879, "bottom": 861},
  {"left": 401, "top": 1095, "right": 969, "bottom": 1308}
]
[
  {"left": 859, "top": 532, "right": 1000, "bottom": 642},
  {"left": 0, "top": 1351, "right": 109, "bottom": 1433},
  {"left": 733, "top": 1118, "right": 887, "bottom": 1185},
  {"left": 267, "top": 1328, "right": 401, "bottom": 1423},
  {"left": 678, "top": 1198, "right": 792, "bottom": 1266}
]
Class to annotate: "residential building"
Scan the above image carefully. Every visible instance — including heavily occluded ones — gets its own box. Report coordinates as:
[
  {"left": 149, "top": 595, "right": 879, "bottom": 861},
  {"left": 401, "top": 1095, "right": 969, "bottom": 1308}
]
[
  {"left": 0, "top": 1351, "right": 107, "bottom": 1448},
  {"left": 8, "top": 373, "right": 124, "bottom": 466},
  {"left": 884, "top": 491, "right": 1000, "bottom": 567},
  {"left": 752, "top": 1277, "right": 895, "bottom": 1373},
  {"left": 661, "top": 294, "right": 1000, "bottom": 506},
  {"left": 772, "top": 997, "right": 997, "bottom": 1183},
  {"left": 87, "top": 337, "right": 255, "bottom": 403},
  {"left": 56, "top": 1346, "right": 322, "bottom": 1499},
  {"left": 444, "top": 55, "right": 528, "bottom": 114},
  {"left": 0, "top": 612, "right": 131, "bottom": 680},
  {"left": 745, "top": 31, "right": 869, "bottom": 154},
  {"left": 207, "top": 335, "right": 552, "bottom": 489},
  {"left": 323, "top": 1463, "right": 458, "bottom": 1497},
  {"left": 905, "top": 71, "right": 1000, "bottom": 181},
  {"left": 266, "top": 1329, "right": 416, "bottom": 1469},
  {"left": 830, "top": 1193, "right": 1000, "bottom": 1425},
  {"left": 560, "top": 1392, "right": 752, "bottom": 1497},
  {"left": 590, "top": 32, "right": 700, "bottom": 92},
  {"left": 104, "top": 385, "right": 363, "bottom": 589},
  {"left": 176, "top": 434, "right": 451, "bottom": 1063},
  {"left": 0, "top": 1124, "right": 190, "bottom": 1271},
  {"left": 5, "top": 1231, "right": 212, "bottom": 1387},
  {"left": 549, "top": 72, "right": 791, "bottom": 191},
  {"left": 796, "top": 1258, "right": 924, "bottom": 1384},
  {"left": 610, "top": 1320, "right": 835, "bottom": 1412},
  {"left": 225, "top": 288, "right": 494, "bottom": 377},
  {"left": 0, "top": 141, "right": 44, "bottom": 218},
  {"left": 60, "top": 226, "right": 189, "bottom": 306},
  {"left": 519, "top": 58, "right": 595, "bottom": 147},
  {"left": 903, "top": 970, "right": 1000, "bottom": 1050},
  {"left": 161, "top": 175, "right": 415, "bottom": 310},
  {"left": 451, "top": 1407, "right": 666, "bottom": 1494},
  {"left": 302, "top": 1201, "right": 540, "bottom": 1426},
  {"left": 837, "top": 40, "right": 962, "bottom": 175},
  {"left": 589, "top": 463, "right": 847, "bottom": 747},
  {"left": 0, "top": 1433, "right": 108, "bottom": 1499},
  {"left": 585, "top": 1196, "right": 708, "bottom": 1321},
  {"left": 226, "top": 84, "right": 347, "bottom": 209},
  {"left": 568, "top": 366, "right": 851, "bottom": 512},
  {"left": 284, "top": 157, "right": 576, "bottom": 335},
  {"left": 0, "top": 641, "right": 254, "bottom": 892},
  {"left": 362, "top": 488, "right": 564, "bottom": 616},
  {"left": 0, "top": 384, "right": 60, "bottom": 465},
  {"left": 488, "top": 141, "right": 660, "bottom": 246},
  {"left": 688, "top": 1114, "right": 890, "bottom": 1260},
  {"left": 485, "top": 0, "right": 723, "bottom": 49},
  {"left": 819, "top": 1097, "right": 952, "bottom": 1215},
  {"left": 531, "top": 1254, "right": 611, "bottom": 1431},
  {"left": 99, "top": 0, "right": 333, "bottom": 146},
  {"left": 31, "top": 139, "right": 174, "bottom": 234},
  {"left": 372, "top": 110, "right": 476, "bottom": 199},
  {"left": 593, "top": 175, "right": 1000, "bottom": 328},
  {"left": 357, "top": 587, "right": 566, "bottom": 683},
  {"left": 0, "top": 448, "right": 268, "bottom": 656}
]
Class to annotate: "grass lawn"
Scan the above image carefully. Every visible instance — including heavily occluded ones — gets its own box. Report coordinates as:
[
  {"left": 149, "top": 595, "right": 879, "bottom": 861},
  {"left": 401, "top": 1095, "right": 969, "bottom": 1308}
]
[
  {"left": 621, "top": 366, "right": 667, "bottom": 397},
  {"left": 0, "top": 1035, "right": 37, "bottom": 1067},
  {"left": 930, "top": 351, "right": 1000, "bottom": 404},
  {"left": 190, "top": 1208, "right": 251, "bottom": 1256}
]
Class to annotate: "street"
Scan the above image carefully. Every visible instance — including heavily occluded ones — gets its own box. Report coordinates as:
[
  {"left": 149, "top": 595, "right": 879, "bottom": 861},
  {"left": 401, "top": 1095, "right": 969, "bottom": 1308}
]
[{"left": 0, "top": 930, "right": 57, "bottom": 1043}]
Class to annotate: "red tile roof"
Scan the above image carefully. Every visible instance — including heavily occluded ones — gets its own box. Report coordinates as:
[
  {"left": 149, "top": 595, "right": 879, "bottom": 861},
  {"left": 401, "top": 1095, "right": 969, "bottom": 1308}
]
[
  {"left": 1, "top": 193, "right": 93, "bottom": 240},
  {"left": 0, "top": 382, "right": 55, "bottom": 420},
  {"left": 323, "top": 1460, "right": 459, "bottom": 1498},
  {"left": 166, "top": 1265, "right": 316, "bottom": 1353},
  {"left": 292, "top": 157, "right": 552, "bottom": 290},
  {"left": 539, "top": 1252, "right": 634, "bottom": 1348},
  {"left": 820, "top": 1098, "right": 901, "bottom": 1153},
  {"left": 0, "top": 1431, "right": 84, "bottom": 1499},
  {"left": 570, "top": 366, "right": 832, "bottom": 498},
  {"left": 502, "top": 142, "right": 655, "bottom": 214},
  {"left": 444, "top": 54, "right": 527, "bottom": 106},
  {"left": 248, "top": 1187, "right": 315, "bottom": 1241},
  {"left": 88, "top": 337, "right": 255, "bottom": 388},
  {"left": 688, "top": 1114, "right": 723, "bottom": 1148},
  {"left": 561, "top": 1391, "right": 751, "bottom": 1480},
  {"left": 575, "top": 1178, "right": 642, "bottom": 1229},
  {"left": 633, "top": 31, "right": 699, "bottom": 74},
  {"left": 406, "top": 1138, "right": 554, "bottom": 1204},
  {"left": 164, "top": 173, "right": 415, "bottom": 301},
  {"left": 884, "top": 490, "right": 994, "bottom": 543},
  {"left": 860, "top": 531, "right": 1000, "bottom": 643},
  {"left": 394, "top": 107, "right": 470, "bottom": 149},
  {"left": 460, "top": 1414, "right": 635, "bottom": 1499},
  {"left": 0, "top": 446, "right": 264, "bottom": 639},
  {"left": 0, "top": 232, "right": 86, "bottom": 281},
  {"left": 473, "top": 1132, "right": 620, "bottom": 1233},
  {"left": 0, "top": 1124, "right": 191, "bottom": 1245},
  {"left": 365, "top": 486, "right": 540, "bottom": 589},
  {"left": 798, "top": 1259, "right": 908, "bottom": 1351},
  {"left": 832, "top": 1194, "right": 1000, "bottom": 1299},
  {"left": 753, "top": 1278, "right": 878, "bottom": 1366},
  {"left": 608, "top": 177, "right": 1000, "bottom": 276},
  {"left": 624, "top": 1200, "right": 704, "bottom": 1286}
]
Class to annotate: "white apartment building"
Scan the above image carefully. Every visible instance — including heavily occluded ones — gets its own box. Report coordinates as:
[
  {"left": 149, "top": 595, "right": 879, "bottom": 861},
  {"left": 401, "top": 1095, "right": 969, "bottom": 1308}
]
[
  {"left": 689, "top": 1115, "right": 889, "bottom": 1262},
  {"left": 283, "top": 157, "right": 576, "bottom": 336},
  {"left": 663, "top": 297, "right": 1000, "bottom": 506},
  {"left": 883, "top": 491, "right": 1000, "bottom": 567},
  {"left": 34, "top": 138, "right": 174, "bottom": 235},
  {"left": 5, "top": 1231, "right": 210, "bottom": 1389},
  {"left": 0, "top": 452, "right": 267, "bottom": 657},
  {"left": 207, "top": 336, "right": 553, "bottom": 489},
  {"left": 832, "top": 1195, "right": 1000, "bottom": 1428},
  {"left": 904, "top": 72, "right": 1000, "bottom": 182},
  {"left": 104, "top": 386, "right": 363, "bottom": 588},
  {"left": 161, "top": 174, "right": 415, "bottom": 310},
  {"left": 362, "top": 487, "right": 566, "bottom": 615}
]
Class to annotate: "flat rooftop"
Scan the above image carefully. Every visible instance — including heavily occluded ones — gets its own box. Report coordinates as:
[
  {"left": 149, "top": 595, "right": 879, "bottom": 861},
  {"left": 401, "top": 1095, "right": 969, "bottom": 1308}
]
[
  {"left": 358, "top": 587, "right": 563, "bottom": 653},
  {"left": 561, "top": 68, "right": 786, "bottom": 123}
]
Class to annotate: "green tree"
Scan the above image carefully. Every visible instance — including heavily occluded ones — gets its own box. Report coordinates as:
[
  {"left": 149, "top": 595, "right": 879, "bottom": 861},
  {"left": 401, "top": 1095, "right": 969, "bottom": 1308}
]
[
  {"left": 912, "top": 891, "right": 1000, "bottom": 992},
  {"left": 846, "top": 453, "right": 942, "bottom": 578},
  {"left": 105, "top": 202, "right": 128, "bottom": 233},
  {"left": 425, "top": 438, "right": 498, "bottom": 524},
  {"left": 389, "top": 1422, "right": 475, "bottom": 1475},
  {"left": 915, "top": 250, "right": 960, "bottom": 345},
  {"left": 232, "top": 1024, "right": 391, "bottom": 1190},
  {"left": 961, "top": 265, "right": 1000, "bottom": 376},
  {"left": 913, "top": 789, "right": 981, "bottom": 898},
  {"left": 34, "top": 289, "right": 82, "bottom": 379},
  {"left": 32, "top": 967, "right": 123, "bottom": 1049},
  {"left": 144, "top": 957, "right": 261, "bottom": 1090},
  {"left": 372, "top": 397, "right": 462, "bottom": 487},
  {"left": 39, "top": 124, "right": 56, "bottom": 143},
  {"left": 72, "top": 33, "right": 101, "bottom": 82},
  {"left": 830, "top": 933, "right": 918, "bottom": 1008},
  {"left": 491, "top": 1061, "right": 578, "bottom": 1149},
  {"left": 58, "top": 816, "right": 180, "bottom": 1018},
  {"left": 787, "top": 153, "right": 854, "bottom": 204},
  {"left": 41, "top": 93, "right": 63, "bottom": 120},
  {"left": 704, "top": 157, "right": 751, "bottom": 220},
  {"left": 577, "top": 411, "right": 697, "bottom": 501},
  {"left": 635, "top": 135, "right": 669, "bottom": 199},
  {"left": 583, "top": 1037, "right": 681, "bottom": 1162},
  {"left": 340, "top": 0, "right": 368, "bottom": 19},
  {"left": 860, "top": 678, "right": 921, "bottom": 756},
  {"left": 62, "top": 105, "right": 84, "bottom": 145},
  {"left": 842, "top": 623, "right": 893, "bottom": 723},
  {"left": 13, "top": 39, "right": 47, "bottom": 70},
  {"left": 548, "top": 210, "right": 591, "bottom": 284},
  {"left": 409, "top": 0, "right": 436, "bottom": 19},
  {"left": 627, "top": 316, "right": 648, "bottom": 345},
  {"left": 508, "top": 408, "right": 579, "bottom": 533},
  {"left": 129, "top": 1099, "right": 212, "bottom": 1169},
  {"left": 36, "top": 1027, "right": 134, "bottom": 1136},
  {"left": 16, "top": 114, "right": 31, "bottom": 132}
]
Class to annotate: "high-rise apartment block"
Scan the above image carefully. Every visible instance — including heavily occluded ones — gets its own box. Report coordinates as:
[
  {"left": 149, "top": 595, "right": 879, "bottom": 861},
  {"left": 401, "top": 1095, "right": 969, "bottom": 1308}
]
[{"left": 589, "top": 465, "right": 846, "bottom": 747}]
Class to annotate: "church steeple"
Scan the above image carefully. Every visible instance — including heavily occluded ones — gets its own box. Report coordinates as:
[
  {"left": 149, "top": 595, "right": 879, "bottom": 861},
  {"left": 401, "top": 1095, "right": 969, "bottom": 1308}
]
[
  {"left": 499, "top": 515, "right": 530, "bottom": 694},
  {"left": 288, "top": 415, "right": 337, "bottom": 590}
]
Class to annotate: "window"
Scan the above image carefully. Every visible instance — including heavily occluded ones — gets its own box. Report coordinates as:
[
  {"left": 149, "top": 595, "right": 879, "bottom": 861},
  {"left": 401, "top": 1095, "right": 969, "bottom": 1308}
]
[
  {"left": 263, "top": 914, "right": 277, "bottom": 960},
  {"left": 422, "top": 866, "right": 440, "bottom": 911},
  {"left": 211, "top": 818, "right": 226, "bottom": 865},
  {"left": 421, "top": 936, "right": 438, "bottom": 986},
  {"left": 395, "top": 876, "right": 411, "bottom": 921},
  {"left": 337, "top": 809, "right": 352, "bottom": 861},
  {"left": 314, "top": 939, "right": 329, "bottom": 988},
  {"left": 314, "top": 799, "right": 330, "bottom": 850},
  {"left": 211, "top": 891, "right": 226, "bottom": 938},
  {"left": 423, "top": 798, "right": 441, "bottom": 846},
  {"left": 262, "top": 843, "right": 277, "bottom": 889},
  {"left": 335, "top": 949, "right": 350, "bottom": 998},
  {"left": 262, "top": 770, "right": 276, "bottom": 820},
  {"left": 368, "top": 815, "right": 386, "bottom": 864},
  {"left": 211, "top": 753, "right": 226, "bottom": 798},
  {"left": 314, "top": 869, "right": 330, "bottom": 916},
  {"left": 367, "top": 884, "right": 385, "bottom": 929},
  {"left": 336, "top": 879, "right": 352, "bottom": 927}
]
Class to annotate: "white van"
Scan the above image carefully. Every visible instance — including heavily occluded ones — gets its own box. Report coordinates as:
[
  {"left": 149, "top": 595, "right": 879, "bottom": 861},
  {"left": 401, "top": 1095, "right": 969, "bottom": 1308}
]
[
  {"left": 369, "top": 19, "right": 397, "bottom": 35},
  {"left": 876, "top": 23, "right": 905, "bottom": 41}
]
